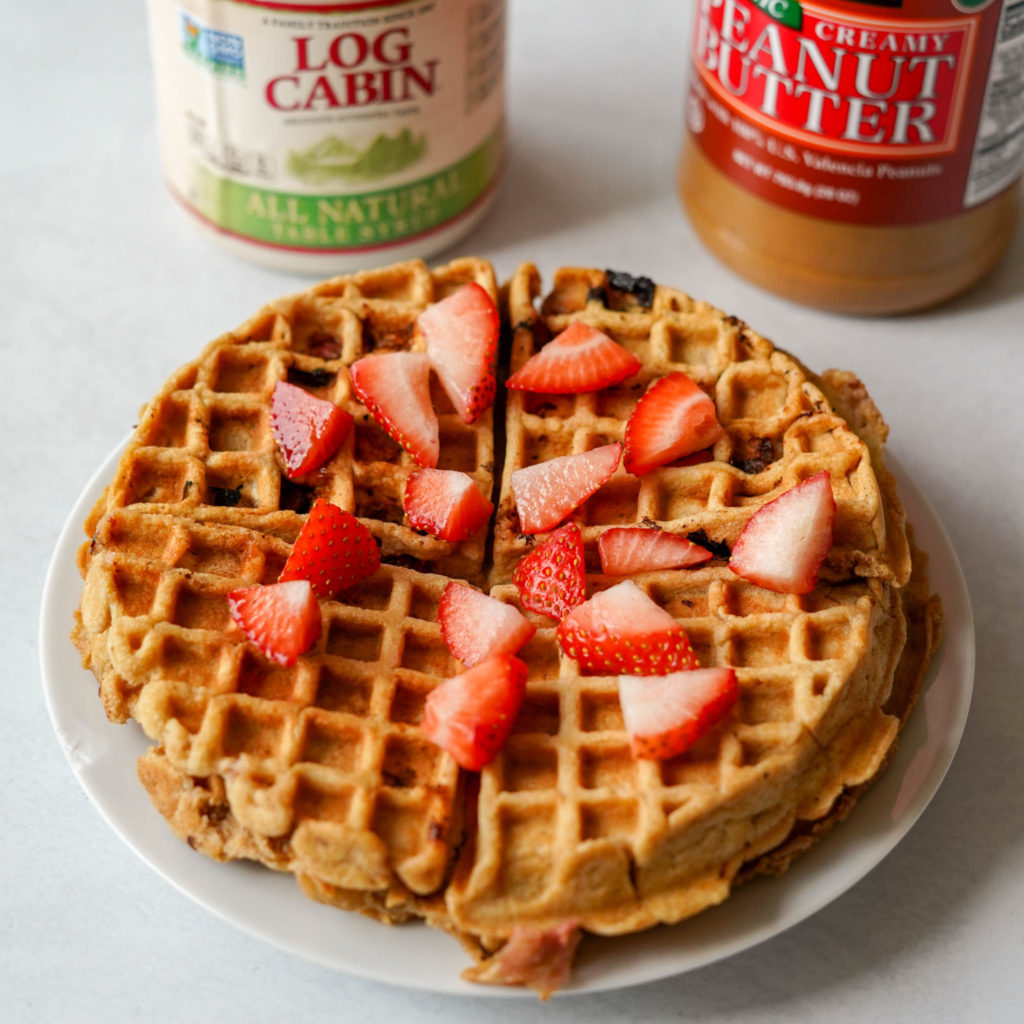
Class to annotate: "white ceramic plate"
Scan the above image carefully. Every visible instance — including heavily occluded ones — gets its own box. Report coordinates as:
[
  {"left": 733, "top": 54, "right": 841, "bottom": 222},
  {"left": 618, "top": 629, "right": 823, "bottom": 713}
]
[{"left": 41, "top": 441, "right": 973, "bottom": 996}]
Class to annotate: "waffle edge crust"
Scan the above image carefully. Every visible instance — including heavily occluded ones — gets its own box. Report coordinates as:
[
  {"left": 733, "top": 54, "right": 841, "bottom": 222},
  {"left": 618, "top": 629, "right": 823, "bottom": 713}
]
[{"left": 72, "top": 258, "right": 942, "bottom": 995}]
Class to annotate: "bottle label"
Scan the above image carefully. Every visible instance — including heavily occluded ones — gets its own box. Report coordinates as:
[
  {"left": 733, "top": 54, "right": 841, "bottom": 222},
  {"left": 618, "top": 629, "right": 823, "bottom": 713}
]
[
  {"left": 686, "top": 0, "right": 1024, "bottom": 223},
  {"left": 147, "top": 0, "right": 506, "bottom": 253}
]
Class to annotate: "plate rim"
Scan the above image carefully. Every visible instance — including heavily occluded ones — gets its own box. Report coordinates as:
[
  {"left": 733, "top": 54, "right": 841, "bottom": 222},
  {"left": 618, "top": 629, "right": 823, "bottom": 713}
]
[{"left": 40, "top": 437, "right": 974, "bottom": 997}]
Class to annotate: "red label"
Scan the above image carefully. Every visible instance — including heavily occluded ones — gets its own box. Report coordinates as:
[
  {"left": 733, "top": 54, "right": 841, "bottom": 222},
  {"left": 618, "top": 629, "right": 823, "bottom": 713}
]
[{"left": 686, "top": 0, "right": 1009, "bottom": 223}]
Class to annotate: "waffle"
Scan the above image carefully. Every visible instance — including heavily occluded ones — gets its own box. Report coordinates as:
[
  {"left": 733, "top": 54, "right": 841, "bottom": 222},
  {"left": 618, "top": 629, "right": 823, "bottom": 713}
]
[
  {"left": 493, "top": 264, "right": 911, "bottom": 587},
  {"left": 73, "top": 258, "right": 497, "bottom": 909},
  {"left": 447, "top": 569, "right": 907, "bottom": 941},
  {"left": 83, "top": 257, "right": 498, "bottom": 595},
  {"left": 71, "top": 258, "right": 941, "bottom": 993}
]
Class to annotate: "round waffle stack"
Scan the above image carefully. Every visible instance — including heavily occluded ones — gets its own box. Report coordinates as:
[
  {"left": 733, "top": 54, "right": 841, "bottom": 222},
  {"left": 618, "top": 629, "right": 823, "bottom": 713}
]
[{"left": 72, "top": 259, "right": 941, "bottom": 994}]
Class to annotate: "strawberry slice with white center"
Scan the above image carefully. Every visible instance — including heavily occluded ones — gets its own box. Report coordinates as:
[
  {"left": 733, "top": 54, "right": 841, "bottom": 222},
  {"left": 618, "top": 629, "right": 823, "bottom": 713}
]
[
  {"left": 506, "top": 321, "right": 642, "bottom": 394},
  {"left": 598, "top": 527, "right": 713, "bottom": 575},
  {"left": 279, "top": 498, "right": 380, "bottom": 599},
  {"left": 619, "top": 667, "right": 739, "bottom": 760},
  {"left": 227, "top": 579, "right": 322, "bottom": 666},
  {"left": 418, "top": 282, "right": 499, "bottom": 424},
  {"left": 350, "top": 351, "right": 439, "bottom": 467},
  {"left": 404, "top": 468, "right": 494, "bottom": 543},
  {"left": 511, "top": 442, "right": 621, "bottom": 534},
  {"left": 512, "top": 521, "right": 586, "bottom": 620},
  {"left": 421, "top": 654, "right": 528, "bottom": 770},
  {"left": 729, "top": 471, "right": 836, "bottom": 594},
  {"left": 269, "top": 380, "right": 353, "bottom": 480},
  {"left": 439, "top": 582, "right": 536, "bottom": 666},
  {"left": 557, "top": 580, "right": 698, "bottom": 675},
  {"left": 624, "top": 372, "right": 723, "bottom": 476}
]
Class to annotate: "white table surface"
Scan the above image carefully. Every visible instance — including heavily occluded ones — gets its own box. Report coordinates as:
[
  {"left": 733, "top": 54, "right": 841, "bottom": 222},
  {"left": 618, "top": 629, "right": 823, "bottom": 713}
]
[{"left": 5, "top": 1, "right": 1023, "bottom": 1020}]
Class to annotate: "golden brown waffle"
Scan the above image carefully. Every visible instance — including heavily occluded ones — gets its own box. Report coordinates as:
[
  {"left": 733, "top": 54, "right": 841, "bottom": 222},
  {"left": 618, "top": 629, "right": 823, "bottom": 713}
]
[
  {"left": 445, "top": 569, "right": 907, "bottom": 942},
  {"left": 492, "top": 264, "right": 911, "bottom": 587},
  {"left": 84, "top": 257, "right": 498, "bottom": 587},
  {"left": 71, "top": 258, "right": 941, "bottom": 993},
  {"left": 735, "top": 529, "right": 942, "bottom": 883},
  {"left": 73, "top": 258, "right": 497, "bottom": 910},
  {"left": 126, "top": 551, "right": 939, "bottom": 953},
  {"left": 82, "top": 546, "right": 466, "bottom": 899}
]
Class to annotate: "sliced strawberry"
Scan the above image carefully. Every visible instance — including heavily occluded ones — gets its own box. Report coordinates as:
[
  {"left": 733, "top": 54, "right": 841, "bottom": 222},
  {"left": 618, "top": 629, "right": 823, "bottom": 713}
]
[
  {"left": 418, "top": 282, "right": 499, "bottom": 424},
  {"left": 270, "top": 380, "right": 353, "bottom": 480},
  {"left": 421, "top": 654, "right": 528, "bottom": 770},
  {"left": 597, "top": 527, "right": 713, "bottom": 575},
  {"left": 350, "top": 351, "right": 439, "bottom": 467},
  {"left": 227, "top": 579, "right": 321, "bottom": 666},
  {"left": 729, "top": 471, "right": 836, "bottom": 594},
  {"left": 511, "top": 522, "right": 586, "bottom": 620},
  {"left": 279, "top": 498, "right": 380, "bottom": 599},
  {"left": 506, "top": 321, "right": 641, "bottom": 394},
  {"left": 676, "top": 449, "right": 715, "bottom": 468},
  {"left": 439, "top": 582, "right": 536, "bottom": 666},
  {"left": 403, "top": 469, "right": 494, "bottom": 543},
  {"left": 511, "top": 443, "right": 621, "bottom": 534},
  {"left": 624, "top": 372, "right": 723, "bottom": 476},
  {"left": 467, "top": 922, "right": 581, "bottom": 998},
  {"left": 557, "top": 580, "right": 698, "bottom": 675},
  {"left": 619, "top": 667, "right": 739, "bottom": 760}
]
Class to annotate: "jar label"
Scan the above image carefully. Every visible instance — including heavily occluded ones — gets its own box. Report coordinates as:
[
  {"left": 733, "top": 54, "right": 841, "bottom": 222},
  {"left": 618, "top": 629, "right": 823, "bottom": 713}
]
[
  {"left": 148, "top": 0, "right": 506, "bottom": 253},
  {"left": 686, "top": 0, "right": 1024, "bottom": 223}
]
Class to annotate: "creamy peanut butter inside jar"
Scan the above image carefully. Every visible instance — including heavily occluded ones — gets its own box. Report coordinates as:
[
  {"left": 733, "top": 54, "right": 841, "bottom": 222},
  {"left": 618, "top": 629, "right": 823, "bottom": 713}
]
[{"left": 679, "top": 0, "right": 1024, "bottom": 314}]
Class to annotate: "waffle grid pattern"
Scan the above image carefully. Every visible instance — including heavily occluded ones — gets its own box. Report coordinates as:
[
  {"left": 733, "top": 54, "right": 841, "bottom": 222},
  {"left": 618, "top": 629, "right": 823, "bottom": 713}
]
[
  {"left": 75, "top": 259, "right": 500, "bottom": 901},
  {"left": 83, "top": 535, "right": 463, "bottom": 895},
  {"left": 492, "top": 264, "right": 908, "bottom": 586},
  {"left": 445, "top": 568, "right": 904, "bottom": 937},
  {"left": 71, "top": 259, "right": 938, "bottom": 984},
  {"left": 88, "top": 258, "right": 498, "bottom": 583}
]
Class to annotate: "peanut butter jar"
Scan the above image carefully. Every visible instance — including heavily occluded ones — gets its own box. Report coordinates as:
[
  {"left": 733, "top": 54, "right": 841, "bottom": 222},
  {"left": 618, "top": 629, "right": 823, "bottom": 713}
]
[{"left": 679, "top": 0, "right": 1024, "bottom": 314}]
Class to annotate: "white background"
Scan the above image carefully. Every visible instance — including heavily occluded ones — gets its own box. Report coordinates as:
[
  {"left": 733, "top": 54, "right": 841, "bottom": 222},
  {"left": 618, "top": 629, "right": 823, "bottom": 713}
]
[{"left": 4, "top": 1, "right": 1023, "bottom": 1020}]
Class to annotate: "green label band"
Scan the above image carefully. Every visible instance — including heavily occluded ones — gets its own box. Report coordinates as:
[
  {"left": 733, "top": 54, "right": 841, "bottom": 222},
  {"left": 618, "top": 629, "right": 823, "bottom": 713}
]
[
  {"left": 190, "top": 131, "right": 502, "bottom": 250},
  {"left": 750, "top": 0, "right": 802, "bottom": 31}
]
